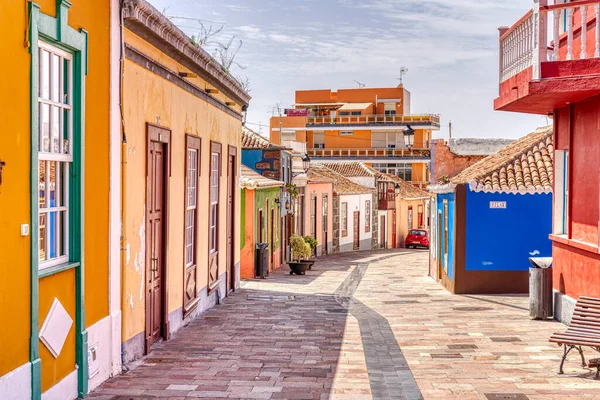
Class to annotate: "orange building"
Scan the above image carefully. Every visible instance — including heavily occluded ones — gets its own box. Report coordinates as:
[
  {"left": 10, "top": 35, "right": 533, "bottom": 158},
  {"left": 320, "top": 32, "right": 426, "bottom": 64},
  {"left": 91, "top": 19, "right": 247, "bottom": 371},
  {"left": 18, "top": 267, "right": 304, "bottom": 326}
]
[{"left": 269, "top": 85, "right": 440, "bottom": 188}]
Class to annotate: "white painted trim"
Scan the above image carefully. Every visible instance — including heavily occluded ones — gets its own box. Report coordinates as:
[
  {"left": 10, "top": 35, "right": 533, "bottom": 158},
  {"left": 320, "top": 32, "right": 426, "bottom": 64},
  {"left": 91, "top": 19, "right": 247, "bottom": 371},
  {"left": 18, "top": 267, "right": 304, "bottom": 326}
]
[
  {"left": 0, "top": 362, "right": 31, "bottom": 400},
  {"left": 427, "top": 183, "right": 456, "bottom": 194},
  {"left": 109, "top": 0, "right": 123, "bottom": 377},
  {"left": 272, "top": 125, "right": 439, "bottom": 132},
  {"left": 86, "top": 313, "right": 122, "bottom": 391},
  {"left": 41, "top": 369, "right": 77, "bottom": 400},
  {"left": 468, "top": 180, "right": 552, "bottom": 195}
]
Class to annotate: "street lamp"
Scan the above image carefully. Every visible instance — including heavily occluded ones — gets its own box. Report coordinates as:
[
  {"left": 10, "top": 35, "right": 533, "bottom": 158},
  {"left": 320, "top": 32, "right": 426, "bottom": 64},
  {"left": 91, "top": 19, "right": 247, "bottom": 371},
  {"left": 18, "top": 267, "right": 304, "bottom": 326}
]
[
  {"left": 394, "top": 182, "right": 401, "bottom": 195},
  {"left": 403, "top": 125, "right": 415, "bottom": 149},
  {"left": 241, "top": 105, "right": 248, "bottom": 126},
  {"left": 302, "top": 154, "right": 311, "bottom": 170}
]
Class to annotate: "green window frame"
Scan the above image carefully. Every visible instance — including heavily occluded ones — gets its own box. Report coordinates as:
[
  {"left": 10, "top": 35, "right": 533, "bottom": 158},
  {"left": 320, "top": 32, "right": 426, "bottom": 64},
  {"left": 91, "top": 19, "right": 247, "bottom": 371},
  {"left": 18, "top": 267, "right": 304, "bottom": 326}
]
[{"left": 29, "top": 1, "right": 88, "bottom": 398}]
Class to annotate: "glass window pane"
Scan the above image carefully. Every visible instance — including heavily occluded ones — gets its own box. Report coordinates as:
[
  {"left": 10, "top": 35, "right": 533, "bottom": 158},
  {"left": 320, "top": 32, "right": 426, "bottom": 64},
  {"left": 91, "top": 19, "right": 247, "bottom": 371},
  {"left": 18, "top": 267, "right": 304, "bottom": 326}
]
[
  {"left": 60, "top": 211, "right": 67, "bottom": 257},
  {"left": 48, "top": 211, "right": 57, "bottom": 259},
  {"left": 41, "top": 103, "right": 50, "bottom": 152},
  {"left": 51, "top": 54, "right": 60, "bottom": 102},
  {"left": 63, "top": 58, "right": 69, "bottom": 104},
  {"left": 39, "top": 160, "right": 46, "bottom": 208},
  {"left": 40, "top": 49, "right": 50, "bottom": 99},
  {"left": 39, "top": 213, "right": 47, "bottom": 261},
  {"left": 48, "top": 161, "right": 57, "bottom": 207},
  {"left": 51, "top": 106, "right": 60, "bottom": 153},
  {"left": 63, "top": 109, "right": 70, "bottom": 154}
]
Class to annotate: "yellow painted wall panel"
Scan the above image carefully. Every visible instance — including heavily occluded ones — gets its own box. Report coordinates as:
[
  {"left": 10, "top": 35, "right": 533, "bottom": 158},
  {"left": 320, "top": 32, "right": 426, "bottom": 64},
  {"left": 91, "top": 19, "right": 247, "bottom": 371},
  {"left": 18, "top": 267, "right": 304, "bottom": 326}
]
[
  {"left": 38, "top": 270, "right": 77, "bottom": 392},
  {"left": 121, "top": 38, "right": 242, "bottom": 341},
  {"left": 0, "top": 0, "right": 33, "bottom": 377}
]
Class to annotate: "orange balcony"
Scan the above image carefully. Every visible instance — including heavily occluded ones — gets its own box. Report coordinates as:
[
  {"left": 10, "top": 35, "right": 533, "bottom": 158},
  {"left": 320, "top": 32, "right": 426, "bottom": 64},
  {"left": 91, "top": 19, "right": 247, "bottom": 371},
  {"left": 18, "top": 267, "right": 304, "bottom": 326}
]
[
  {"left": 306, "top": 114, "right": 440, "bottom": 129},
  {"left": 307, "top": 146, "right": 430, "bottom": 161},
  {"left": 495, "top": 0, "right": 600, "bottom": 114}
]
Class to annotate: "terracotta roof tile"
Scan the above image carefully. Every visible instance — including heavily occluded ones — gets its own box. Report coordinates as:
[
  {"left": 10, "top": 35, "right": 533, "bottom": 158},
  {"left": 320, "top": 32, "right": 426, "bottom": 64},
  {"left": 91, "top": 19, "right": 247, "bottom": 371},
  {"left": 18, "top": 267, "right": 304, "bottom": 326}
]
[
  {"left": 451, "top": 126, "right": 553, "bottom": 193},
  {"left": 319, "top": 162, "right": 378, "bottom": 178},
  {"left": 307, "top": 164, "right": 373, "bottom": 194},
  {"left": 383, "top": 174, "right": 430, "bottom": 200},
  {"left": 241, "top": 126, "right": 285, "bottom": 149},
  {"left": 240, "top": 165, "right": 284, "bottom": 188}
]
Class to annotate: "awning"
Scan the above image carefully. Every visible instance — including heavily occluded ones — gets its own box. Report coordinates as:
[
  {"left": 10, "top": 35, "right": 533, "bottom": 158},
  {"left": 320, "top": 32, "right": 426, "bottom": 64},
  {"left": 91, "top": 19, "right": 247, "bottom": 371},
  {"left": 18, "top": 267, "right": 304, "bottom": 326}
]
[{"left": 337, "top": 102, "right": 372, "bottom": 111}]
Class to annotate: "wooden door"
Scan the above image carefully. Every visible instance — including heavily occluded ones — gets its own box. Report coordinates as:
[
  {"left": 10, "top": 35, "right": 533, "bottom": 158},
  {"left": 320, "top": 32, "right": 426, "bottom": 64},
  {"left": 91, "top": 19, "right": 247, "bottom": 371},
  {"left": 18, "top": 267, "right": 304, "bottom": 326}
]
[
  {"left": 380, "top": 215, "right": 386, "bottom": 248},
  {"left": 270, "top": 208, "right": 275, "bottom": 265},
  {"left": 353, "top": 211, "right": 360, "bottom": 250},
  {"left": 146, "top": 125, "right": 170, "bottom": 351},
  {"left": 322, "top": 195, "right": 328, "bottom": 255},
  {"left": 226, "top": 147, "right": 236, "bottom": 293},
  {"left": 391, "top": 210, "right": 397, "bottom": 248}
]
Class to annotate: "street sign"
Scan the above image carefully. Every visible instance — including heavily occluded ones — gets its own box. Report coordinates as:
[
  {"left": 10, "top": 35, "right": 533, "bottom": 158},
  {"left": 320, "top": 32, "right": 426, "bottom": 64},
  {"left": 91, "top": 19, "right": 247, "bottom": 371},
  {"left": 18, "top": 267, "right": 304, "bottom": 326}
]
[{"left": 490, "top": 201, "right": 507, "bottom": 209}]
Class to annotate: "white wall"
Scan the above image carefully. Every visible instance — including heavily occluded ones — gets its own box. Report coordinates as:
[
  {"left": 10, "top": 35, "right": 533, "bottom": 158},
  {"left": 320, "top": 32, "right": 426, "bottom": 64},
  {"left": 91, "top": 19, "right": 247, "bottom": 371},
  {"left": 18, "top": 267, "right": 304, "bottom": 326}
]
[
  {"left": 377, "top": 210, "right": 388, "bottom": 248},
  {"left": 345, "top": 176, "right": 376, "bottom": 189},
  {"left": 339, "top": 194, "right": 373, "bottom": 252}
]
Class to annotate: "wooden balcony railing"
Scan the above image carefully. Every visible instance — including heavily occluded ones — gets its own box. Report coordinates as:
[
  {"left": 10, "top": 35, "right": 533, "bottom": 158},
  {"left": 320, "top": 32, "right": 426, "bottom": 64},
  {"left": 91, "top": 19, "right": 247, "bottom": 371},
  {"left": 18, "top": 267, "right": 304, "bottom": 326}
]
[
  {"left": 500, "top": 0, "right": 600, "bottom": 83},
  {"left": 306, "top": 114, "right": 440, "bottom": 127}
]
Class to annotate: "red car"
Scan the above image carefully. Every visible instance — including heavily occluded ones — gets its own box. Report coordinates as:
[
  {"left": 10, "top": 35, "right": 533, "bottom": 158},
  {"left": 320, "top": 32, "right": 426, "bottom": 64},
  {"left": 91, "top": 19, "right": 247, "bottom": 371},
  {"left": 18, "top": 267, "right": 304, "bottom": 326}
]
[{"left": 405, "top": 229, "right": 429, "bottom": 249}]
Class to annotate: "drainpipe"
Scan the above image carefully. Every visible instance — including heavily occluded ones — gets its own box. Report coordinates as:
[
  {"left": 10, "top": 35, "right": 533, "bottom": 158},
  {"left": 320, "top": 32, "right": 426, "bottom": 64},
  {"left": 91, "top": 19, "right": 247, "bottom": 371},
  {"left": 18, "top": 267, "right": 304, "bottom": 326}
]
[{"left": 118, "top": 0, "right": 130, "bottom": 372}]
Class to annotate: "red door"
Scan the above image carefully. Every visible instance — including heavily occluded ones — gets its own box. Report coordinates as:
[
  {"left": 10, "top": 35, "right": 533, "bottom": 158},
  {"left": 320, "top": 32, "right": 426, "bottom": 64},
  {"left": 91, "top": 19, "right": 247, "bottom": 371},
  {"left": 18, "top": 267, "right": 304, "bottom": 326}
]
[
  {"left": 146, "top": 125, "right": 170, "bottom": 350},
  {"left": 391, "top": 210, "right": 397, "bottom": 248},
  {"left": 353, "top": 211, "right": 360, "bottom": 250}
]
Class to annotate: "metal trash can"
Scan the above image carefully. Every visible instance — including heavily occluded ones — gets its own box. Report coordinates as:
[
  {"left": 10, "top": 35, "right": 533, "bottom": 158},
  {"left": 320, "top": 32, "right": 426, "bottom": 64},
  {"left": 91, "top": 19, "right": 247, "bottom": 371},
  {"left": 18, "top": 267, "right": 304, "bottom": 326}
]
[
  {"left": 255, "top": 243, "right": 269, "bottom": 279},
  {"left": 529, "top": 257, "right": 553, "bottom": 320}
]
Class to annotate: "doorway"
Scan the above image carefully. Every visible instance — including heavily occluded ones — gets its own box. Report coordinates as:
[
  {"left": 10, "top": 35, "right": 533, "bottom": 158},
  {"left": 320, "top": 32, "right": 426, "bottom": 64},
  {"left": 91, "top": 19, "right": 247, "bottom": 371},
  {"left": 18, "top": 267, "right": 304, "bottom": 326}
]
[
  {"left": 353, "top": 211, "right": 360, "bottom": 250},
  {"left": 437, "top": 210, "right": 443, "bottom": 280},
  {"left": 391, "top": 210, "right": 397, "bottom": 248},
  {"left": 145, "top": 124, "right": 170, "bottom": 351},
  {"left": 226, "top": 146, "right": 236, "bottom": 294},
  {"left": 322, "top": 195, "right": 328, "bottom": 255},
  {"left": 380, "top": 215, "right": 386, "bottom": 249}
]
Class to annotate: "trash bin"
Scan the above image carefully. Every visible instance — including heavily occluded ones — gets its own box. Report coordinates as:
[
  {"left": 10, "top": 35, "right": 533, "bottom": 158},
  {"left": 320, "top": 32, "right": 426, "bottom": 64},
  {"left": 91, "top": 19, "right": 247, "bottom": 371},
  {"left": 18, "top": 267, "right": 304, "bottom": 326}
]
[
  {"left": 255, "top": 243, "right": 269, "bottom": 279},
  {"left": 529, "top": 257, "right": 553, "bottom": 320}
]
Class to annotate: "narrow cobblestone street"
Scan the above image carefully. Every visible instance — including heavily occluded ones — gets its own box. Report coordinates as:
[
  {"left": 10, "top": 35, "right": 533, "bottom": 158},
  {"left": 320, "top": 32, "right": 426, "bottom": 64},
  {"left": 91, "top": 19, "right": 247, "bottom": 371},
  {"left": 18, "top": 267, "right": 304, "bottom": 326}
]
[{"left": 91, "top": 250, "right": 600, "bottom": 400}]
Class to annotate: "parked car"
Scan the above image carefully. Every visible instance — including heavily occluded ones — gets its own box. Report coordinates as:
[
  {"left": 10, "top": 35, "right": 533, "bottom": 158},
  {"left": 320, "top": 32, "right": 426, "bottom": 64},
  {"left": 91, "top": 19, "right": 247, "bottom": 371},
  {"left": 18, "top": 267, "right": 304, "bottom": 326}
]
[{"left": 405, "top": 229, "right": 429, "bottom": 249}]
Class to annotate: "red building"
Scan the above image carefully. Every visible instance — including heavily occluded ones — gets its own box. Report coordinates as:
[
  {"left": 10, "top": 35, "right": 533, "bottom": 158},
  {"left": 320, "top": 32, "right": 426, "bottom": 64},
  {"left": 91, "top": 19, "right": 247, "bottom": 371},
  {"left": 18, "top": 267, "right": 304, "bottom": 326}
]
[{"left": 495, "top": 0, "right": 600, "bottom": 323}]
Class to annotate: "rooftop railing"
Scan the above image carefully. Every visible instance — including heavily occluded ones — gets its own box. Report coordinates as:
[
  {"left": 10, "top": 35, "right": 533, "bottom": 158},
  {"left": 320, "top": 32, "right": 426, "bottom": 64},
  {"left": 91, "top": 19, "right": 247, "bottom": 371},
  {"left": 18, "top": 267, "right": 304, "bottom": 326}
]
[
  {"left": 306, "top": 114, "right": 440, "bottom": 128},
  {"left": 307, "top": 146, "right": 430, "bottom": 159},
  {"left": 500, "top": 1, "right": 600, "bottom": 83}
]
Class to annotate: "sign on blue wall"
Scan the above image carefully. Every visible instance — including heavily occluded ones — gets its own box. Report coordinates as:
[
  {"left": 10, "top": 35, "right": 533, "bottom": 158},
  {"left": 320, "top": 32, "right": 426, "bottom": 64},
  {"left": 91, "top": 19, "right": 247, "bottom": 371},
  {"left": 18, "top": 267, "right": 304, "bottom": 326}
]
[{"left": 465, "top": 189, "right": 552, "bottom": 271}]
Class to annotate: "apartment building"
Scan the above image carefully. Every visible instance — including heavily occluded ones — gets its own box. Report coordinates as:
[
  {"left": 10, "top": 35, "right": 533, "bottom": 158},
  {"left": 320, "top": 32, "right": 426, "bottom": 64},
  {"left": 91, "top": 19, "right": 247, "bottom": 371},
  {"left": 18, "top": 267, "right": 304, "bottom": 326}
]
[{"left": 269, "top": 85, "right": 440, "bottom": 188}]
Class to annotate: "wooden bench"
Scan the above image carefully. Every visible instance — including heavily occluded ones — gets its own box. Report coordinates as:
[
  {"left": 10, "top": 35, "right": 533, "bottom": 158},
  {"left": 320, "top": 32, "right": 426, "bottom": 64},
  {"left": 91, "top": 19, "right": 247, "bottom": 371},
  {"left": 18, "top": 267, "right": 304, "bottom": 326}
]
[{"left": 549, "top": 296, "right": 600, "bottom": 379}]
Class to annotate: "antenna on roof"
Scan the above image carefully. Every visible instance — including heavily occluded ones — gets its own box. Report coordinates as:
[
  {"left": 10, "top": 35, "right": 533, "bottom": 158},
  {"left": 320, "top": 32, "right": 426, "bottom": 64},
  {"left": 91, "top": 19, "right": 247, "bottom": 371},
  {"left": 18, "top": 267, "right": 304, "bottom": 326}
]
[
  {"left": 397, "top": 67, "right": 408, "bottom": 85},
  {"left": 354, "top": 80, "right": 366, "bottom": 88}
]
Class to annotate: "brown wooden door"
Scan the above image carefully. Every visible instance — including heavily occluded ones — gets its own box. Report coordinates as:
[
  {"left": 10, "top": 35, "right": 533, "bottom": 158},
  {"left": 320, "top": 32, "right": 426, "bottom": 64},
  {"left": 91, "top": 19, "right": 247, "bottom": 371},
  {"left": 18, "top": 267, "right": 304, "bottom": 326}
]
[
  {"left": 146, "top": 127, "right": 169, "bottom": 350},
  {"left": 226, "top": 149, "right": 236, "bottom": 294},
  {"left": 353, "top": 211, "right": 360, "bottom": 250},
  {"left": 380, "top": 215, "right": 386, "bottom": 248}
]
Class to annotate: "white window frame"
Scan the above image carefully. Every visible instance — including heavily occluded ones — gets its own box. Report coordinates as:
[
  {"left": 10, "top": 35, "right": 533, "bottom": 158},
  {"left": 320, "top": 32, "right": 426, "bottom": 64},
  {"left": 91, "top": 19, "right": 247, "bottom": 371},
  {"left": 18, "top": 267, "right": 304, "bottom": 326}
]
[
  {"left": 185, "top": 147, "right": 198, "bottom": 267},
  {"left": 38, "top": 41, "right": 73, "bottom": 270},
  {"left": 554, "top": 150, "right": 568, "bottom": 235}
]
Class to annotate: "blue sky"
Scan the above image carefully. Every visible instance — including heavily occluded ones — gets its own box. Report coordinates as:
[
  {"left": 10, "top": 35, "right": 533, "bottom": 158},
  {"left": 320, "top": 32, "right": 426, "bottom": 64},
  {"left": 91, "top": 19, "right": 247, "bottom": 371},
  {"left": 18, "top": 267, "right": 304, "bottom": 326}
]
[{"left": 147, "top": 0, "right": 548, "bottom": 139}]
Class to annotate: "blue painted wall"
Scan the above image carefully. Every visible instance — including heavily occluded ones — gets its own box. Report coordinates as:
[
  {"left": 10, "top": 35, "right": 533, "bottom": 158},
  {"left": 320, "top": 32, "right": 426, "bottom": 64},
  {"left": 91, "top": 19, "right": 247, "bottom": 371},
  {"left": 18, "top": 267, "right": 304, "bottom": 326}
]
[
  {"left": 436, "top": 192, "right": 456, "bottom": 281},
  {"left": 241, "top": 150, "right": 263, "bottom": 173},
  {"left": 465, "top": 189, "right": 552, "bottom": 271}
]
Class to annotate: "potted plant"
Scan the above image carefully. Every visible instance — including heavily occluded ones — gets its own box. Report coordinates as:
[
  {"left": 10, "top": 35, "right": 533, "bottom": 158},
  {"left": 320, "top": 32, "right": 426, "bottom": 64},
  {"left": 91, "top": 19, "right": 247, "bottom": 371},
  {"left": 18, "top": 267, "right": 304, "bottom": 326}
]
[
  {"left": 303, "top": 235, "right": 318, "bottom": 269},
  {"left": 288, "top": 235, "right": 311, "bottom": 275}
]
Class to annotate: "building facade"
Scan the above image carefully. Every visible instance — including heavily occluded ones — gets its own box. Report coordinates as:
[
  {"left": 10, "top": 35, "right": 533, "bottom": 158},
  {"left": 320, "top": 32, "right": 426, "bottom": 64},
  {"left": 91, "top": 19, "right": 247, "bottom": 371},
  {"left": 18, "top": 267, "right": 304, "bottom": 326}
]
[
  {"left": 120, "top": 0, "right": 250, "bottom": 363},
  {"left": 430, "top": 138, "right": 513, "bottom": 183},
  {"left": 240, "top": 166, "right": 284, "bottom": 278},
  {"left": 268, "top": 85, "right": 440, "bottom": 189},
  {"left": 304, "top": 169, "right": 335, "bottom": 256},
  {"left": 0, "top": 0, "right": 122, "bottom": 398},
  {"left": 495, "top": 0, "right": 600, "bottom": 321},
  {"left": 429, "top": 128, "right": 553, "bottom": 294}
]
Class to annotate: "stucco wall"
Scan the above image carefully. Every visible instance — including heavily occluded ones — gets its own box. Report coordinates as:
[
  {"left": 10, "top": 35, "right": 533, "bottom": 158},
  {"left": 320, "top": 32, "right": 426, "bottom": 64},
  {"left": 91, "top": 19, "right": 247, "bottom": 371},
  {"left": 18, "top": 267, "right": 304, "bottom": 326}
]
[
  {"left": 465, "top": 190, "right": 552, "bottom": 271},
  {"left": 338, "top": 194, "right": 373, "bottom": 252},
  {"left": 122, "top": 29, "right": 242, "bottom": 346},
  {"left": 304, "top": 182, "right": 333, "bottom": 255}
]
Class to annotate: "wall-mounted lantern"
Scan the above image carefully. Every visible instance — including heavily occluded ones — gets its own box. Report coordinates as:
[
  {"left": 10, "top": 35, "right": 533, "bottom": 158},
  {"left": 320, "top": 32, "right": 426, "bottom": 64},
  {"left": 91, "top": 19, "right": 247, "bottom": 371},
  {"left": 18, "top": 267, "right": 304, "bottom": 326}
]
[
  {"left": 302, "top": 154, "right": 311, "bottom": 170},
  {"left": 241, "top": 104, "right": 248, "bottom": 126},
  {"left": 403, "top": 125, "right": 415, "bottom": 149}
]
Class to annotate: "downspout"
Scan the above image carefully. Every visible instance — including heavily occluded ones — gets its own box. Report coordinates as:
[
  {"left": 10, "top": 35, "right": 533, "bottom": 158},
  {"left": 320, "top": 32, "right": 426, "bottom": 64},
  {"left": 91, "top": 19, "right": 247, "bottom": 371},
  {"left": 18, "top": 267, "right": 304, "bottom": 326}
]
[{"left": 118, "top": 0, "right": 130, "bottom": 372}]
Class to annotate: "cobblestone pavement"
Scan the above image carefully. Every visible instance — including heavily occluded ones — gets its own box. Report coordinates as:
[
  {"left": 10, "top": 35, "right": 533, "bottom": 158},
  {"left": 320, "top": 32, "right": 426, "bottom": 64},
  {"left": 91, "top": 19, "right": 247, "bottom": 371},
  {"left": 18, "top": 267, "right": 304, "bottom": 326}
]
[{"left": 90, "top": 249, "right": 600, "bottom": 400}]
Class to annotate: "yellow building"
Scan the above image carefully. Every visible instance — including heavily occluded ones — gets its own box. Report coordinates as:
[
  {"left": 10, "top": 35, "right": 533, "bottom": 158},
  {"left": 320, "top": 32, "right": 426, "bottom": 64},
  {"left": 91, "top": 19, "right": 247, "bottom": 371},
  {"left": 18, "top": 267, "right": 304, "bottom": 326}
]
[
  {"left": 120, "top": 0, "right": 250, "bottom": 362},
  {"left": 0, "top": 0, "right": 122, "bottom": 399},
  {"left": 269, "top": 85, "right": 440, "bottom": 189}
]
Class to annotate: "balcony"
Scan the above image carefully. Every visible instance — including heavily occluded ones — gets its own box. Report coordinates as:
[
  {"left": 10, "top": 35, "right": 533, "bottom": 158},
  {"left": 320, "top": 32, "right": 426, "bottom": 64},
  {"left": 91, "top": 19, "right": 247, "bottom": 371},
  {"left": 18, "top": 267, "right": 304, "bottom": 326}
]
[
  {"left": 307, "top": 145, "right": 430, "bottom": 161},
  {"left": 306, "top": 114, "right": 440, "bottom": 130},
  {"left": 378, "top": 181, "right": 396, "bottom": 210},
  {"left": 496, "top": 0, "right": 600, "bottom": 114},
  {"left": 282, "top": 140, "right": 307, "bottom": 155}
]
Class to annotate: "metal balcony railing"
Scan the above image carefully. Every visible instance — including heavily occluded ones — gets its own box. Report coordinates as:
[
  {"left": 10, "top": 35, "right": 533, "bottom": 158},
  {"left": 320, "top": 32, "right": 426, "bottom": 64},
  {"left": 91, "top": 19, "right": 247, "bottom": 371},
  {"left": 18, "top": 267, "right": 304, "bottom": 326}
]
[
  {"left": 306, "top": 114, "right": 440, "bottom": 127},
  {"left": 500, "top": 1, "right": 600, "bottom": 83}
]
